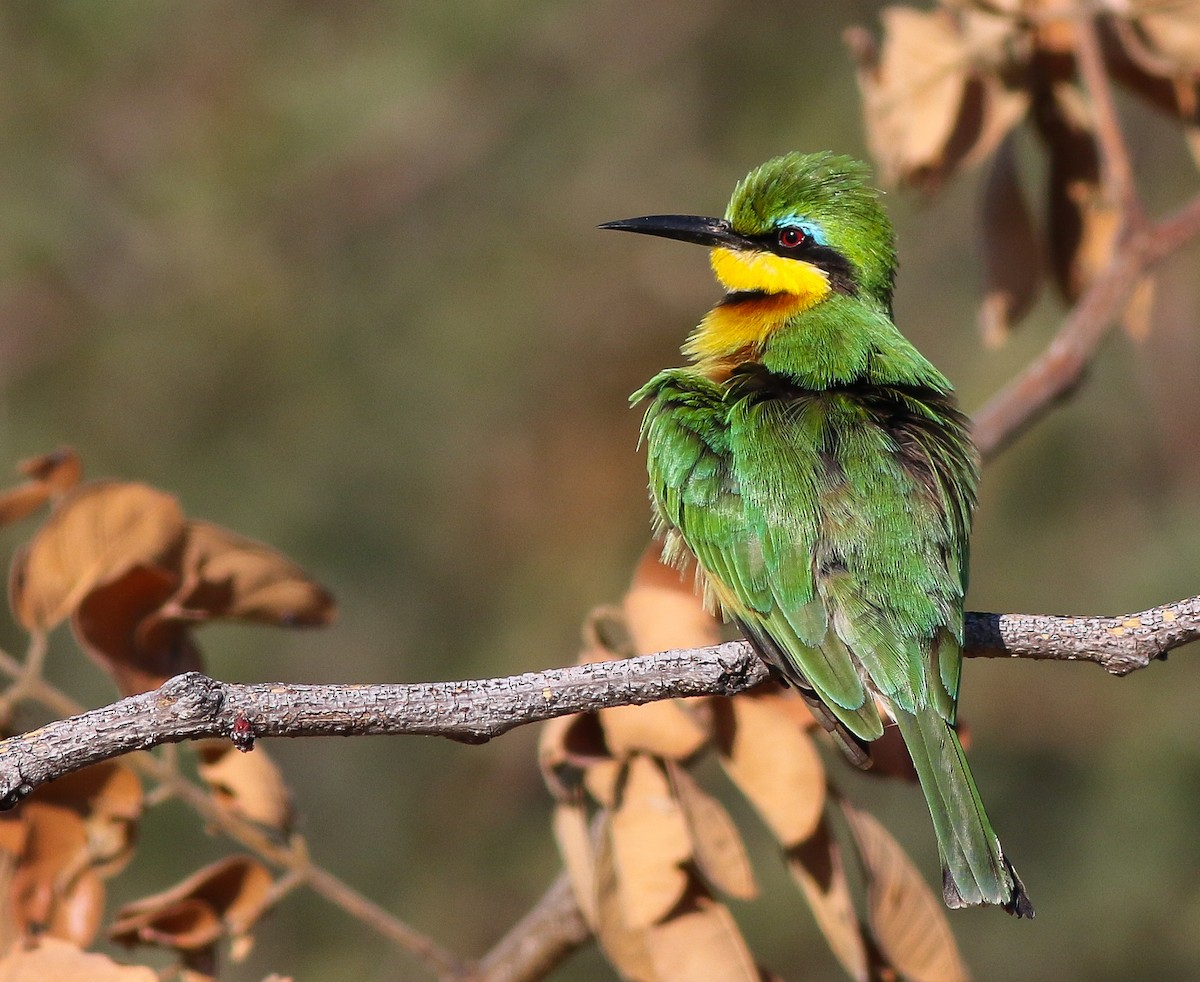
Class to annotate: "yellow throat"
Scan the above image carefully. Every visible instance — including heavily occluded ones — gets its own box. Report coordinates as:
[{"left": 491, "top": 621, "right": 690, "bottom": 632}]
[{"left": 684, "top": 246, "right": 832, "bottom": 365}]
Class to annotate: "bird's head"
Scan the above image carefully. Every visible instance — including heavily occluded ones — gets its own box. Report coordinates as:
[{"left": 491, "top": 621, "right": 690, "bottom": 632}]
[
  {"left": 602, "top": 152, "right": 897, "bottom": 367},
  {"left": 603, "top": 151, "right": 895, "bottom": 309}
]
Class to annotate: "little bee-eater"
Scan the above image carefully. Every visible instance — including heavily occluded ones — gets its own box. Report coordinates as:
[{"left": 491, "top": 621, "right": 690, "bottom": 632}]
[{"left": 604, "top": 151, "right": 1033, "bottom": 917}]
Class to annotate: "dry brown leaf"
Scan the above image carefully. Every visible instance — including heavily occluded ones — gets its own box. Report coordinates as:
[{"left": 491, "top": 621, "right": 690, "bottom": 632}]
[
  {"left": 18, "top": 449, "right": 82, "bottom": 496},
  {"left": 665, "top": 762, "right": 757, "bottom": 901},
  {"left": 0, "top": 937, "right": 156, "bottom": 982},
  {"left": 1035, "top": 78, "right": 1116, "bottom": 303},
  {"left": 71, "top": 564, "right": 200, "bottom": 696},
  {"left": 849, "top": 7, "right": 972, "bottom": 186},
  {"left": 786, "top": 817, "right": 869, "bottom": 982},
  {"left": 9, "top": 481, "right": 185, "bottom": 632},
  {"left": 7, "top": 803, "right": 103, "bottom": 946},
  {"left": 552, "top": 801, "right": 598, "bottom": 930},
  {"left": 599, "top": 700, "right": 710, "bottom": 763},
  {"left": 1133, "top": 3, "right": 1200, "bottom": 73},
  {"left": 625, "top": 543, "right": 720, "bottom": 656},
  {"left": 34, "top": 761, "right": 143, "bottom": 879},
  {"left": 538, "top": 712, "right": 610, "bottom": 802},
  {"left": 978, "top": 136, "right": 1043, "bottom": 346},
  {"left": 0, "top": 483, "right": 52, "bottom": 529},
  {"left": 594, "top": 815, "right": 656, "bottom": 981},
  {"left": 197, "top": 742, "right": 293, "bottom": 833},
  {"left": 48, "top": 869, "right": 105, "bottom": 950},
  {"left": 610, "top": 756, "right": 691, "bottom": 930},
  {"left": 715, "top": 696, "right": 826, "bottom": 848},
  {"left": 583, "top": 759, "right": 623, "bottom": 809},
  {"left": 110, "top": 897, "right": 223, "bottom": 952},
  {"left": 111, "top": 856, "right": 273, "bottom": 958},
  {"left": 842, "top": 801, "right": 969, "bottom": 982},
  {"left": 645, "top": 888, "right": 759, "bottom": 982},
  {"left": 173, "top": 520, "right": 335, "bottom": 627}
]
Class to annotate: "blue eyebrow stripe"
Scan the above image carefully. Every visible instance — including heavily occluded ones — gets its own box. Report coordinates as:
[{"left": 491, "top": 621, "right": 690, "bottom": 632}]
[{"left": 777, "top": 215, "right": 828, "bottom": 246}]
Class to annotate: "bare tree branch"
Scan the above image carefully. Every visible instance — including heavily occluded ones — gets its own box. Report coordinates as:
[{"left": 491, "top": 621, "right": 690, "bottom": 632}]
[
  {"left": 0, "top": 596, "right": 1196, "bottom": 811},
  {"left": 972, "top": 192, "right": 1200, "bottom": 460}
]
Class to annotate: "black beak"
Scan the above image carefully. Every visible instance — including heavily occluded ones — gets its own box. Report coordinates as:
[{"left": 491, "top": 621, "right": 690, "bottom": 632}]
[{"left": 598, "top": 214, "right": 752, "bottom": 250}]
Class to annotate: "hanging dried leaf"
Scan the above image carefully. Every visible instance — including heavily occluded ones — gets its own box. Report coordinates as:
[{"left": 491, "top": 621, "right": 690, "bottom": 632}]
[
  {"left": 538, "top": 711, "right": 610, "bottom": 801},
  {"left": 714, "top": 696, "right": 826, "bottom": 848},
  {"left": 610, "top": 756, "right": 692, "bottom": 930},
  {"left": 0, "top": 937, "right": 157, "bottom": 982},
  {"left": 584, "top": 759, "right": 623, "bottom": 810},
  {"left": 594, "top": 816, "right": 656, "bottom": 981},
  {"left": 786, "top": 817, "right": 869, "bottom": 982},
  {"left": 665, "top": 762, "right": 757, "bottom": 901},
  {"left": 625, "top": 543, "right": 721, "bottom": 656},
  {"left": 35, "top": 761, "right": 144, "bottom": 879},
  {"left": 842, "top": 801, "right": 969, "bottom": 982},
  {"left": 645, "top": 886, "right": 759, "bottom": 982},
  {"left": 18, "top": 448, "right": 83, "bottom": 497},
  {"left": 172, "top": 520, "right": 336, "bottom": 627},
  {"left": 9, "top": 481, "right": 185, "bottom": 632},
  {"left": 110, "top": 856, "right": 274, "bottom": 954},
  {"left": 110, "top": 897, "right": 223, "bottom": 953},
  {"left": 196, "top": 742, "right": 294, "bottom": 833},
  {"left": 553, "top": 801, "right": 598, "bottom": 930},
  {"left": 848, "top": 8, "right": 972, "bottom": 187},
  {"left": 0, "top": 483, "right": 52, "bottom": 529},
  {"left": 1034, "top": 78, "right": 1116, "bottom": 302},
  {"left": 599, "top": 699, "right": 710, "bottom": 763},
  {"left": 71, "top": 564, "right": 200, "bottom": 696},
  {"left": 978, "top": 136, "right": 1043, "bottom": 346},
  {"left": 6, "top": 803, "right": 104, "bottom": 947},
  {"left": 1131, "top": 3, "right": 1200, "bottom": 74}
]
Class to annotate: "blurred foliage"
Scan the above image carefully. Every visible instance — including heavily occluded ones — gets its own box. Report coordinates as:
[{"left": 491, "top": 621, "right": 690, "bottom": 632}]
[{"left": 0, "top": 0, "right": 1198, "bottom": 979}]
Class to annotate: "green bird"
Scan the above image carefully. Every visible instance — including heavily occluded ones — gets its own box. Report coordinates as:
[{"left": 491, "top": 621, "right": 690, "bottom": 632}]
[{"left": 603, "top": 151, "right": 1033, "bottom": 917}]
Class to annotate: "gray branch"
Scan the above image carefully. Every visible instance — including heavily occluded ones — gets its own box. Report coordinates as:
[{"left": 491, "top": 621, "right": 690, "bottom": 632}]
[{"left": 1, "top": 596, "right": 1196, "bottom": 809}]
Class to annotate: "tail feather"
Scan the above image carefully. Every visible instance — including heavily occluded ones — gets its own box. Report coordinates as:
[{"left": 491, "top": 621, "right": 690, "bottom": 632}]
[{"left": 892, "top": 708, "right": 1034, "bottom": 918}]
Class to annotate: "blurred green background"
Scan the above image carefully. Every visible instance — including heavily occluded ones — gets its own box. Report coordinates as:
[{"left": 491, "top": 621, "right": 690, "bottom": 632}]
[{"left": 1, "top": 1, "right": 1198, "bottom": 979}]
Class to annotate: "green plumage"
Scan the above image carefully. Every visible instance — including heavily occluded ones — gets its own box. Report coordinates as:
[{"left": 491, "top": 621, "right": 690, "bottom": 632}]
[{"left": 615, "top": 152, "right": 1032, "bottom": 916}]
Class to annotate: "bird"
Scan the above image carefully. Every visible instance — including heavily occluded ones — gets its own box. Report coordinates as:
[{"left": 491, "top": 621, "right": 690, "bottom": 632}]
[{"left": 602, "top": 151, "right": 1033, "bottom": 917}]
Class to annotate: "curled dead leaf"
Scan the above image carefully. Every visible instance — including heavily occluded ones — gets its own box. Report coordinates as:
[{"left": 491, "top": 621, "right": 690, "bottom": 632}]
[
  {"left": 71, "top": 564, "right": 200, "bottom": 696},
  {"left": 9, "top": 481, "right": 185, "bottom": 633},
  {"left": 538, "top": 711, "right": 610, "bottom": 802},
  {"left": 786, "top": 817, "right": 869, "bottom": 982},
  {"left": 715, "top": 696, "right": 826, "bottom": 848},
  {"left": 978, "top": 136, "right": 1043, "bottom": 346},
  {"left": 173, "top": 520, "right": 335, "bottom": 628},
  {"left": 552, "top": 802, "right": 598, "bottom": 930},
  {"left": 0, "top": 484, "right": 52, "bottom": 529},
  {"left": 593, "top": 814, "right": 655, "bottom": 981},
  {"left": 610, "top": 755, "right": 691, "bottom": 930},
  {"left": 18, "top": 448, "right": 82, "bottom": 496},
  {"left": 197, "top": 742, "right": 293, "bottom": 834},
  {"left": 842, "top": 801, "right": 969, "bottom": 982},
  {"left": 0, "top": 937, "right": 157, "bottom": 982},
  {"left": 625, "top": 543, "right": 720, "bottom": 656},
  {"left": 665, "top": 762, "right": 757, "bottom": 902},
  {"left": 4, "top": 802, "right": 104, "bottom": 947},
  {"left": 110, "top": 855, "right": 274, "bottom": 955},
  {"left": 644, "top": 885, "right": 759, "bottom": 982}
]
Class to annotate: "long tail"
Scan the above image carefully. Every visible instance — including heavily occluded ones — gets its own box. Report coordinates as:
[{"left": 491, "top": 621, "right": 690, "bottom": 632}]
[{"left": 892, "top": 708, "right": 1035, "bottom": 918}]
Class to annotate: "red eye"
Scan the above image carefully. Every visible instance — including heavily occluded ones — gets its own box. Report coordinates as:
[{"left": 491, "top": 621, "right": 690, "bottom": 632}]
[{"left": 778, "top": 227, "right": 805, "bottom": 248}]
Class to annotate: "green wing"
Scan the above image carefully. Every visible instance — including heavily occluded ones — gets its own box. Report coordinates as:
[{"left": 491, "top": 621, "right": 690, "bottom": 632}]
[{"left": 635, "top": 368, "right": 978, "bottom": 753}]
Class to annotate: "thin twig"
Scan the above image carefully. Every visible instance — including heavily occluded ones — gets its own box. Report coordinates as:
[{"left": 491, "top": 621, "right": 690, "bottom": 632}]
[
  {"left": 1074, "top": 13, "right": 1143, "bottom": 227},
  {"left": 972, "top": 193, "right": 1200, "bottom": 459}
]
